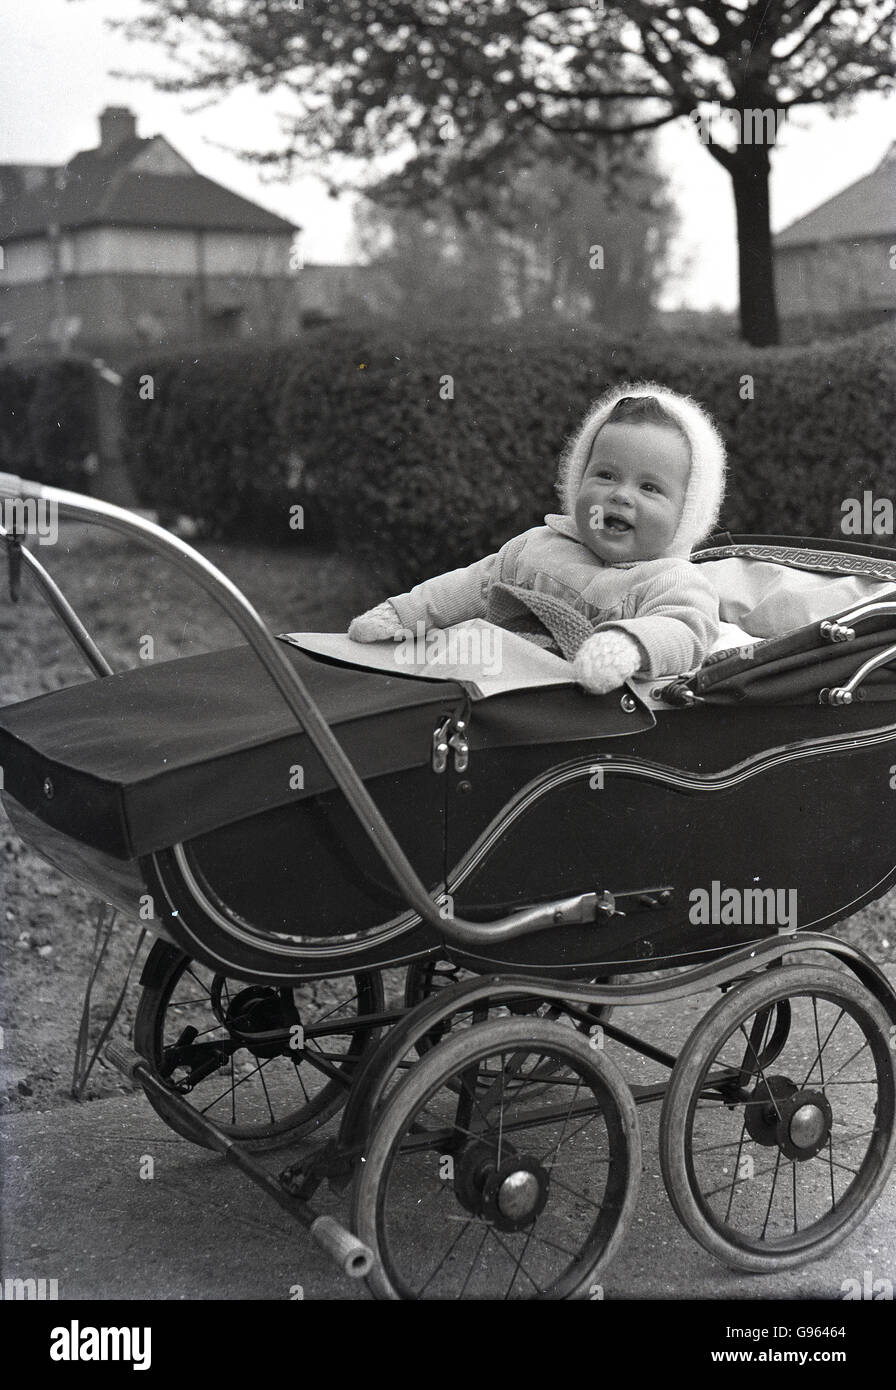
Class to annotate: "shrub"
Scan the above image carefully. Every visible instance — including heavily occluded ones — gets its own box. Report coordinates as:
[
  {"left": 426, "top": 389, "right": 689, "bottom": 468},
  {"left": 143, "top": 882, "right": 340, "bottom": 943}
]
[
  {"left": 122, "top": 346, "right": 305, "bottom": 542},
  {"left": 0, "top": 363, "right": 35, "bottom": 476},
  {"left": 0, "top": 357, "right": 95, "bottom": 490},
  {"left": 120, "top": 321, "right": 896, "bottom": 591},
  {"left": 273, "top": 320, "right": 666, "bottom": 587}
]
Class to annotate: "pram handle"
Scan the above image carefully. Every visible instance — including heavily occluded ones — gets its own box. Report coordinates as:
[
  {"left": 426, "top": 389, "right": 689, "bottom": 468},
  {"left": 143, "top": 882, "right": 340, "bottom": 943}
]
[
  {"left": 0, "top": 474, "right": 592, "bottom": 949},
  {"left": 0, "top": 471, "right": 27, "bottom": 498},
  {"left": 0, "top": 498, "right": 113, "bottom": 678},
  {"left": 820, "top": 601, "right": 896, "bottom": 644}
]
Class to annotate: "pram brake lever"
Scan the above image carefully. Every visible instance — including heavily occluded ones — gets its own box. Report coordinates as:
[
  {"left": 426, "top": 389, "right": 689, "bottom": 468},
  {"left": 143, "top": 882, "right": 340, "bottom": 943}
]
[
  {"left": 475, "top": 885, "right": 676, "bottom": 936},
  {"left": 477, "top": 885, "right": 674, "bottom": 936}
]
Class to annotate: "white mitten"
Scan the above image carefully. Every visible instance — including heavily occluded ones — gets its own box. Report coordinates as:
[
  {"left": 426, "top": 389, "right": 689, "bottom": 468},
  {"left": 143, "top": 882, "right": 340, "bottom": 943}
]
[
  {"left": 348, "top": 600, "right": 404, "bottom": 643},
  {"left": 573, "top": 629, "right": 643, "bottom": 695}
]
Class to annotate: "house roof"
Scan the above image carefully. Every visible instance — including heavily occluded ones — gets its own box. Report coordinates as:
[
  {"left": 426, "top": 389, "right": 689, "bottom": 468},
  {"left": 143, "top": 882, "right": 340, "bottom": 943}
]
[
  {"left": 0, "top": 132, "right": 297, "bottom": 242},
  {"left": 775, "top": 140, "right": 896, "bottom": 248},
  {"left": 0, "top": 164, "right": 58, "bottom": 207}
]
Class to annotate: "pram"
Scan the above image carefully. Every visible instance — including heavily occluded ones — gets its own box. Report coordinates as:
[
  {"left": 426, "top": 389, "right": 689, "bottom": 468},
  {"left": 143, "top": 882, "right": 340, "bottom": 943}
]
[{"left": 2, "top": 472, "right": 895, "bottom": 1300}]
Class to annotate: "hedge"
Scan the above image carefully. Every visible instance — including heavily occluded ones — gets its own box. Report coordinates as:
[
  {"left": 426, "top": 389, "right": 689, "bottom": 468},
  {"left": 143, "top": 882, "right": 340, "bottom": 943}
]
[
  {"left": 123, "top": 346, "right": 312, "bottom": 539},
  {"left": 119, "top": 319, "right": 895, "bottom": 590},
  {"left": 0, "top": 357, "right": 96, "bottom": 491}
]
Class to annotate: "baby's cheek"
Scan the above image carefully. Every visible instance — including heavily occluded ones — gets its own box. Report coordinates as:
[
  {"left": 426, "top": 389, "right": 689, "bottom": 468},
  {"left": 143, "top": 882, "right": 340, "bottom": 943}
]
[
  {"left": 586, "top": 502, "right": 605, "bottom": 533},
  {"left": 576, "top": 492, "right": 601, "bottom": 533}
]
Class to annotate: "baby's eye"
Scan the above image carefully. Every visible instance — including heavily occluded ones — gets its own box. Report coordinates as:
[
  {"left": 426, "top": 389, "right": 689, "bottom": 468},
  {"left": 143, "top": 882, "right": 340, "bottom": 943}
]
[
  {"left": 641, "top": 482, "right": 662, "bottom": 494},
  {"left": 593, "top": 469, "right": 614, "bottom": 481}
]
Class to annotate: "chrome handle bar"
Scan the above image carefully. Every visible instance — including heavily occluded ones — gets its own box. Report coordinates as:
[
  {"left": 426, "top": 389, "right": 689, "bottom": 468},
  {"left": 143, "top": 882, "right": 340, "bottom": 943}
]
[{"left": 0, "top": 475, "right": 586, "bottom": 947}]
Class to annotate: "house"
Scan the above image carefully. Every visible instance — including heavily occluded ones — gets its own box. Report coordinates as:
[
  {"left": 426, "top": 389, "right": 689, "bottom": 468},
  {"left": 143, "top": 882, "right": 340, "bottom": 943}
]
[
  {"left": 774, "top": 141, "right": 896, "bottom": 332},
  {"left": 0, "top": 107, "right": 303, "bottom": 358}
]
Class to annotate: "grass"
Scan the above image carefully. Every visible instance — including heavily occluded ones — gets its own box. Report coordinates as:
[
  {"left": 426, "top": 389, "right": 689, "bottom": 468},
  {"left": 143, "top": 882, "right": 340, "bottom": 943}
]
[{"left": 0, "top": 520, "right": 378, "bottom": 704}]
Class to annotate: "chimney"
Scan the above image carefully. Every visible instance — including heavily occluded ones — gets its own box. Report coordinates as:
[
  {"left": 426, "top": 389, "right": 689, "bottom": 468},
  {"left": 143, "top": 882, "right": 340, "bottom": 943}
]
[{"left": 99, "top": 106, "right": 137, "bottom": 155}]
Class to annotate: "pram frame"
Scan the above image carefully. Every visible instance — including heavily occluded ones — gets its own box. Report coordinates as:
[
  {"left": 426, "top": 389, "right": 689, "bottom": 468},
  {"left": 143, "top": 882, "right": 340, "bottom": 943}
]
[
  {"left": 4, "top": 475, "right": 896, "bottom": 1297},
  {"left": 0, "top": 473, "right": 636, "bottom": 950}
]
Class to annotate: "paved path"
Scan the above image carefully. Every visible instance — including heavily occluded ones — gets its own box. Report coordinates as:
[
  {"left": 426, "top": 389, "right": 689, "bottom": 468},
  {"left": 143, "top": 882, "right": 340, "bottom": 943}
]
[{"left": 2, "top": 971, "right": 894, "bottom": 1302}]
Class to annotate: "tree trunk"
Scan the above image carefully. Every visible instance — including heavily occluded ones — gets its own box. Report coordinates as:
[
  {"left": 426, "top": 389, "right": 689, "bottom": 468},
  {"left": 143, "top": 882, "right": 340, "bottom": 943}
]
[{"left": 729, "top": 143, "right": 780, "bottom": 347}]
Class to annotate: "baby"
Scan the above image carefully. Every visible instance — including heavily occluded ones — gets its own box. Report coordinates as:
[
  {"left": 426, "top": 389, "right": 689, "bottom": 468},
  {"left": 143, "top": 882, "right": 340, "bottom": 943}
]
[{"left": 349, "top": 382, "right": 726, "bottom": 694}]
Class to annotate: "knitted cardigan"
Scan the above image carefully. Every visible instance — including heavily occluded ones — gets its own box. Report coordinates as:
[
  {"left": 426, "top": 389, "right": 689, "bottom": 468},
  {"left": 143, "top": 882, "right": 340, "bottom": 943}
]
[{"left": 386, "top": 514, "right": 720, "bottom": 678}]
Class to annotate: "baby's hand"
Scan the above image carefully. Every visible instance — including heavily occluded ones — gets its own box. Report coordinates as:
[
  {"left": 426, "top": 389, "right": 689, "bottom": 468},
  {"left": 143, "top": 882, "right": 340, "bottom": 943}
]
[
  {"left": 573, "top": 629, "right": 642, "bottom": 695},
  {"left": 348, "top": 600, "right": 403, "bottom": 642}
]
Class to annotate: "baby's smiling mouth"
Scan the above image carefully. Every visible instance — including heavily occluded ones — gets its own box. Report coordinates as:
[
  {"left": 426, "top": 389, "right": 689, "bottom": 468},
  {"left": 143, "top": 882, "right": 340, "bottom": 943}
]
[{"left": 603, "top": 514, "right": 634, "bottom": 534}]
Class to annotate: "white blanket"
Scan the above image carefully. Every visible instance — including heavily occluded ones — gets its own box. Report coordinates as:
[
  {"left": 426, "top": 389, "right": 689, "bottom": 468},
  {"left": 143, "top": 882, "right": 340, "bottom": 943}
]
[
  {"left": 282, "top": 619, "right": 757, "bottom": 704},
  {"left": 285, "top": 555, "right": 896, "bottom": 707}
]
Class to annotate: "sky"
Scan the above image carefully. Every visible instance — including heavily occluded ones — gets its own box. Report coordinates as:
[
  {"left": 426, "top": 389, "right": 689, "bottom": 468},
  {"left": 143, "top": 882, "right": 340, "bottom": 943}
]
[{"left": 1, "top": 0, "right": 893, "bottom": 311}]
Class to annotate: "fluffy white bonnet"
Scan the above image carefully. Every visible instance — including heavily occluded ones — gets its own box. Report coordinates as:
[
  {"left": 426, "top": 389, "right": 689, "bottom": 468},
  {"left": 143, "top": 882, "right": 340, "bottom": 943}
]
[{"left": 556, "top": 380, "right": 727, "bottom": 557}]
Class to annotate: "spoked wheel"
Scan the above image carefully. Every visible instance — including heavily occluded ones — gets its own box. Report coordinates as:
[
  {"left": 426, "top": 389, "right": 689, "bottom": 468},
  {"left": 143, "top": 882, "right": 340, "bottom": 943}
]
[
  {"left": 404, "top": 958, "right": 617, "bottom": 1059},
  {"left": 659, "top": 963, "right": 896, "bottom": 1272},
  {"left": 353, "top": 1016, "right": 641, "bottom": 1299},
  {"left": 134, "top": 942, "right": 385, "bottom": 1151}
]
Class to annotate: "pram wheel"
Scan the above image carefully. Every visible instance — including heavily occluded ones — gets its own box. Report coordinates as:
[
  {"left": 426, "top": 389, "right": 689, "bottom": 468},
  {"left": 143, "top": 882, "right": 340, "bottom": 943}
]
[
  {"left": 134, "top": 942, "right": 385, "bottom": 1151},
  {"left": 352, "top": 1015, "right": 641, "bottom": 1300},
  {"left": 659, "top": 962, "right": 896, "bottom": 1272}
]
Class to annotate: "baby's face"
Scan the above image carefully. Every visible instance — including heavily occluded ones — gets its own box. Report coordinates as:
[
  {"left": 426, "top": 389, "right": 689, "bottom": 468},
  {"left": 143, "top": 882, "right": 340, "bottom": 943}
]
[{"left": 574, "top": 421, "right": 690, "bottom": 563}]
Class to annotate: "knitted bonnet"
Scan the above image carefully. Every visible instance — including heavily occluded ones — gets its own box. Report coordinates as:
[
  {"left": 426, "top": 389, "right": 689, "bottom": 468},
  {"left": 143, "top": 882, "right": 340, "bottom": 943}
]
[{"left": 556, "top": 381, "right": 727, "bottom": 558}]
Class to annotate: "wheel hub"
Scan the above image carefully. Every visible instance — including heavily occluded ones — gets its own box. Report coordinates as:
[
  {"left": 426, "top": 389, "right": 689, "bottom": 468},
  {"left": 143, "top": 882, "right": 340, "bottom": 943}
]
[
  {"left": 453, "top": 1143, "right": 550, "bottom": 1230},
  {"left": 744, "top": 1075, "right": 833, "bottom": 1161},
  {"left": 790, "top": 1103, "right": 826, "bottom": 1148},
  {"left": 497, "top": 1170, "right": 541, "bottom": 1219},
  {"left": 223, "top": 986, "right": 300, "bottom": 1059},
  {"left": 744, "top": 1075, "right": 797, "bottom": 1147},
  {"left": 453, "top": 1141, "right": 503, "bottom": 1216},
  {"left": 776, "top": 1089, "right": 833, "bottom": 1162},
  {"left": 482, "top": 1157, "right": 550, "bottom": 1231}
]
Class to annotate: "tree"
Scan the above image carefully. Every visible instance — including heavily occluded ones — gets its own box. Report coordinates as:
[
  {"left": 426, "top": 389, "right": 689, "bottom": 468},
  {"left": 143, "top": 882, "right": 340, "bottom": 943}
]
[
  {"left": 351, "top": 137, "right": 677, "bottom": 331},
  {"left": 114, "top": 1, "right": 896, "bottom": 345},
  {"left": 489, "top": 143, "right": 678, "bottom": 329},
  {"left": 350, "top": 201, "right": 511, "bottom": 328}
]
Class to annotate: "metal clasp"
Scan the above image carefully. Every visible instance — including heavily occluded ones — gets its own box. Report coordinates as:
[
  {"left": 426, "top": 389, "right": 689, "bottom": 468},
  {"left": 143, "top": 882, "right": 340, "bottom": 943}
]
[
  {"left": 432, "top": 714, "right": 470, "bottom": 773},
  {"left": 432, "top": 717, "right": 451, "bottom": 773},
  {"left": 448, "top": 718, "right": 469, "bottom": 772}
]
